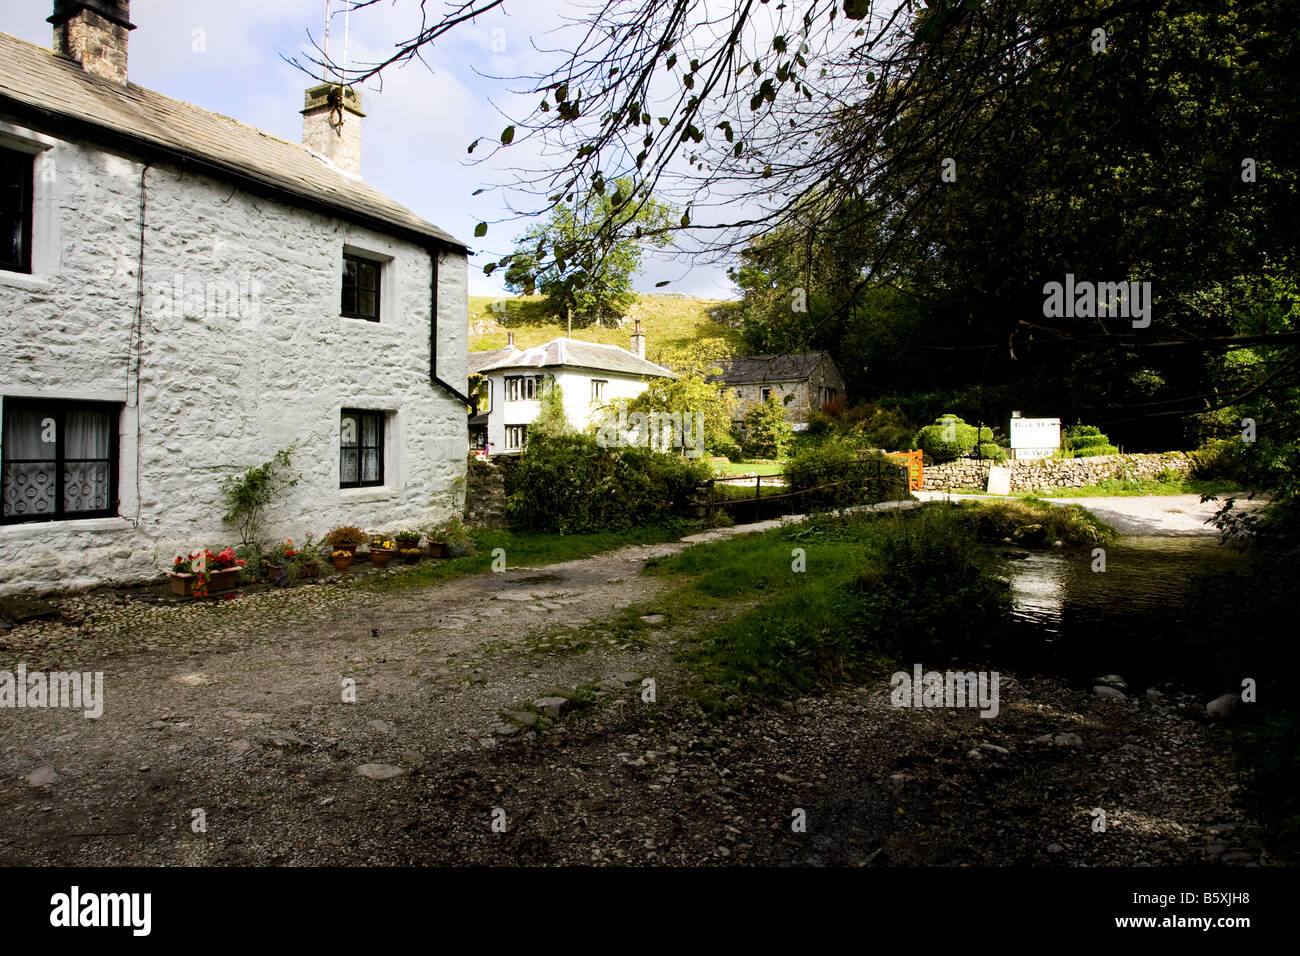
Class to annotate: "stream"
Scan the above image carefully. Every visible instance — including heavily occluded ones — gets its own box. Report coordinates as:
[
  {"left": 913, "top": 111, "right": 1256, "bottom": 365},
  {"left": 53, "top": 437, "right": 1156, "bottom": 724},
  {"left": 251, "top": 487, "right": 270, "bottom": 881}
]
[{"left": 991, "top": 535, "right": 1243, "bottom": 694}]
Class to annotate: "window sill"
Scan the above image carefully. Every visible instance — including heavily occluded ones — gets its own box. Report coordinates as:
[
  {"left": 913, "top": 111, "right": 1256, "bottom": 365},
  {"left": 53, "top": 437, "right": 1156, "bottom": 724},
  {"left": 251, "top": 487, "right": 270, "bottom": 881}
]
[
  {"left": 0, "top": 270, "right": 52, "bottom": 292},
  {"left": 0, "top": 515, "right": 131, "bottom": 535},
  {"left": 340, "top": 485, "right": 397, "bottom": 504}
]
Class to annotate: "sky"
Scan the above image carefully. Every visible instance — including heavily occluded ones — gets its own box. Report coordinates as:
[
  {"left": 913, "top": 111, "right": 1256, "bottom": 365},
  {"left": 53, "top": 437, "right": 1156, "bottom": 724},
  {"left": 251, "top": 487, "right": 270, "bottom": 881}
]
[{"left": 0, "top": 0, "right": 738, "bottom": 299}]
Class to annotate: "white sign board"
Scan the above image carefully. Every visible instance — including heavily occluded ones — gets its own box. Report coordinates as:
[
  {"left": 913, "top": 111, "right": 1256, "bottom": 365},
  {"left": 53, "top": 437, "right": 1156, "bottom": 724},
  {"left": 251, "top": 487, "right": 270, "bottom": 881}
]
[{"left": 1009, "top": 418, "right": 1060, "bottom": 460}]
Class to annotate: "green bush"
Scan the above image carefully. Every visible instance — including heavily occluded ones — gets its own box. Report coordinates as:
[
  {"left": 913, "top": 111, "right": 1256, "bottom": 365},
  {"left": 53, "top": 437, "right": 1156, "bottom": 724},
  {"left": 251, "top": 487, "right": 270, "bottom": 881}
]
[
  {"left": 711, "top": 432, "right": 742, "bottom": 461},
  {"left": 1189, "top": 437, "right": 1253, "bottom": 482},
  {"left": 505, "top": 433, "right": 710, "bottom": 533},
  {"left": 785, "top": 441, "right": 910, "bottom": 511},
  {"left": 977, "top": 442, "right": 1007, "bottom": 461},
  {"left": 742, "top": 395, "right": 795, "bottom": 459},
  {"left": 1064, "top": 423, "right": 1119, "bottom": 457},
  {"left": 843, "top": 402, "right": 915, "bottom": 451},
  {"left": 914, "top": 414, "right": 992, "bottom": 461}
]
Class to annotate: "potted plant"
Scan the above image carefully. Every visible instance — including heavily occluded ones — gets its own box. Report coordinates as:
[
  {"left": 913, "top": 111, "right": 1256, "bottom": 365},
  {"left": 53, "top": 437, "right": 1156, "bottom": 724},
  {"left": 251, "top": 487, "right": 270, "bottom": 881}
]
[
  {"left": 325, "top": 525, "right": 367, "bottom": 555},
  {"left": 368, "top": 535, "right": 396, "bottom": 568},
  {"left": 262, "top": 538, "right": 298, "bottom": 585},
  {"left": 293, "top": 534, "right": 323, "bottom": 579},
  {"left": 394, "top": 529, "right": 422, "bottom": 553},
  {"left": 399, "top": 548, "right": 423, "bottom": 564},
  {"left": 331, "top": 549, "right": 355, "bottom": 571},
  {"left": 168, "top": 547, "right": 244, "bottom": 597},
  {"left": 428, "top": 515, "right": 477, "bottom": 559}
]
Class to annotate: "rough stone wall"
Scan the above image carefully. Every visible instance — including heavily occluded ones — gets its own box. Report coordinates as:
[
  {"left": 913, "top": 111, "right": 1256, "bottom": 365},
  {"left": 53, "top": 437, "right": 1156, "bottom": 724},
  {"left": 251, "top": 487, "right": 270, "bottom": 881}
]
[
  {"left": 463, "top": 457, "right": 511, "bottom": 528},
  {"left": 923, "top": 452, "right": 1193, "bottom": 492},
  {"left": 0, "top": 124, "right": 468, "bottom": 595},
  {"left": 54, "top": 9, "right": 130, "bottom": 85}
]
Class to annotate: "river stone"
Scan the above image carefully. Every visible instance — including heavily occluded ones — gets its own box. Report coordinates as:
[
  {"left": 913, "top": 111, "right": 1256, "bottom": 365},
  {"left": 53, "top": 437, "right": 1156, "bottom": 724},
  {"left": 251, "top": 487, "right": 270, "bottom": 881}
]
[
  {"left": 1096, "top": 674, "right": 1128, "bottom": 690},
  {"left": 1053, "top": 733, "right": 1083, "bottom": 748},
  {"left": 534, "top": 696, "right": 570, "bottom": 719},
  {"left": 24, "top": 765, "right": 58, "bottom": 787},
  {"left": 1093, "top": 685, "right": 1126, "bottom": 700},
  {"left": 1206, "top": 694, "right": 1239, "bottom": 718},
  {"left": 356, "top": 763, "right": 404, "bottom": 780}
]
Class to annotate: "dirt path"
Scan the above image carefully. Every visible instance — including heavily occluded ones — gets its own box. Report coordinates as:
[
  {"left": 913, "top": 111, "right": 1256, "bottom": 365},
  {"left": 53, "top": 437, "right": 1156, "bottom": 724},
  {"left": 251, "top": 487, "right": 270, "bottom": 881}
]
[{"left": 0, "top": 528, "right": 1272, "bottom": 866}]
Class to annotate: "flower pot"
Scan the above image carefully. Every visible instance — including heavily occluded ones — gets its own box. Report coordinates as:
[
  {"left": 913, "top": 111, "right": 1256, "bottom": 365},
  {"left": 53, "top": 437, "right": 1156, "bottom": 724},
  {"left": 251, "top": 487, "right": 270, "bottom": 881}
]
[
  {"left": 399, "top": 549, "right": 422, "bottom": 564},
  {"left": 332, "top": 543, "right": 359, "bottom": 556},
  {"left": 167, "top": 568, "right": 240, "bottom": 597},
  {"left": 369, "top": 548, "right": 394, "bottom": 568},
  {"left": 426, "top": 541, "right": 448, "bottom": 559},
  {"left": 331, "top": 555, "right": 354, "bottom": 571},
  {"left": 262, "top": 563, "right": 286, "bottom": 584},
  {"left": 296, "top": 563, "right": 320, "bottom": 580}
]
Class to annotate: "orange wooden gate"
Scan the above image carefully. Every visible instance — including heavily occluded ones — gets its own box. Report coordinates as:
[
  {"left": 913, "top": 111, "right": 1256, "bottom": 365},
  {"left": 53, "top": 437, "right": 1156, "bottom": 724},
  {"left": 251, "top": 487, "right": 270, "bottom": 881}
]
[{"left": 885, "top": 449, "right": 924, "bottom": 491}]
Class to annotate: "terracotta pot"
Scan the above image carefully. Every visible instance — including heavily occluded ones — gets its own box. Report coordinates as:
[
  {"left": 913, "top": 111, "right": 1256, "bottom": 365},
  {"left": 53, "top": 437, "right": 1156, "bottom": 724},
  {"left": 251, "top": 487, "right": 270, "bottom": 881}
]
[
  {"left": 332, "top": 542, "right": 359, "bottom": 556},
  {"left": 369, "top": 548, "right": 394, "bottom": 568},
  {"left": 167, "top": 567, "right": 240, "bottom": 596},
  {"left": 296, "top": 562, "right": 320, "bottom": 579},
  {"left": 399, "top": 549, "right": 422, "bottom": 564},
  {"left": 426, "top": 540, "right": 448, "bottom": 559},
  {"left": 331, "top": 554, "right": 354, "bottom": 571}
]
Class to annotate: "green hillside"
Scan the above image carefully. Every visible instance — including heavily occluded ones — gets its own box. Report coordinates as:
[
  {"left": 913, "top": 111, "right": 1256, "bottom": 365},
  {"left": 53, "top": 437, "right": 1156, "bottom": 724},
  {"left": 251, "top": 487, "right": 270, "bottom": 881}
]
[{"left": 468, "top": 294, "right": 743, "bottom": 369}]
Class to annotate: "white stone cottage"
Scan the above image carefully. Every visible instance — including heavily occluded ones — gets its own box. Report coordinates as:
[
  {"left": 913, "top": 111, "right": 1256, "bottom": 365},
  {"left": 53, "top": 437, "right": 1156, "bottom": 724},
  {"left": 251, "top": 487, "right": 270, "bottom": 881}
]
[
  {"left": 0, "top": 1, "right": 471, "bottom": 596},
  {"left": 468, "top": 324, "right": 674, "bottom": 455}
]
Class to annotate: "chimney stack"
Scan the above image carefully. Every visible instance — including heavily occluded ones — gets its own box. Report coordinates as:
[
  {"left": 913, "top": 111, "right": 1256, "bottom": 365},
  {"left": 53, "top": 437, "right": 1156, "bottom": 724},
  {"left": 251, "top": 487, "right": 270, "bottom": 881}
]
[
  {"left": 630, "top": 319, "right": 645, "bottom": 359},
  {"left": 49, "top": 1, "right": 135, "bottom": 85},
  {"left": 302, "top": 83, "right": 365, "bottom": 177}
]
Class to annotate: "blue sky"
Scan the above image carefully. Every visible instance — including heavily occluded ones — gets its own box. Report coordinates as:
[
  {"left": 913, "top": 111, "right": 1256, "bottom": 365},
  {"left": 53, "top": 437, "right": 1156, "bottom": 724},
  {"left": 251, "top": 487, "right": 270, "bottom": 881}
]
[{"left": 0, "top": 0, "right": 737, "bottom": 299}]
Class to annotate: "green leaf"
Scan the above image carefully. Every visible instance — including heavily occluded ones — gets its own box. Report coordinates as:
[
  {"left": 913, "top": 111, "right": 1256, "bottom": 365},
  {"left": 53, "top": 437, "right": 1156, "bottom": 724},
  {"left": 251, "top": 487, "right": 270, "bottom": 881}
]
[
  {"left": 468, "top": 138, "right": 480, "bottom": 154},
  {"left": 500, "top": 126, "right": 515, "bottom": 145},
  {"left": 655, "top": 280, "right": 670, "bottom": 287},
  {"left": 474, "top": 222, "right": 488, "bottom": 237}
]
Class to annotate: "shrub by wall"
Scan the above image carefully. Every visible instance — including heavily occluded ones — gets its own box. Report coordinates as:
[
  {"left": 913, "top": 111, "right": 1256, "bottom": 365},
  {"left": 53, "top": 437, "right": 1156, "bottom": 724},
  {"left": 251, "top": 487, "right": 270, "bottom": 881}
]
[
  {"left": 785, "top": 442, "right": 911, "bottom": 511},
  {"left": 505, "top": 434, "right": 711, "bottom": 533}
]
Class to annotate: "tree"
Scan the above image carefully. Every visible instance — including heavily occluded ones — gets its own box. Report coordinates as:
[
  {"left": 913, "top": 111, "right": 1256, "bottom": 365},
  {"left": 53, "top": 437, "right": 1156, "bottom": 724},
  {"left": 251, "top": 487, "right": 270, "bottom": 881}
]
[
  {"left": 742, "top": 394, "right": 795, "bottom": 460},
  {"left": 530, "top": 376, "right": 573, "bottom": 439},
  {"left": 503, "top": 179, "right": 675, "bottom": 328}
]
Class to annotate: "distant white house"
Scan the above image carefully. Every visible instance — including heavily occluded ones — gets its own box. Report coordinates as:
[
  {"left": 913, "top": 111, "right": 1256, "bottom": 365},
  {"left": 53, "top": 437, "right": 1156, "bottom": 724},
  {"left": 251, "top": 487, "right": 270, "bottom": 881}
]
[{"left": 468, "top": 322, "right": 674, "bottom": 455}]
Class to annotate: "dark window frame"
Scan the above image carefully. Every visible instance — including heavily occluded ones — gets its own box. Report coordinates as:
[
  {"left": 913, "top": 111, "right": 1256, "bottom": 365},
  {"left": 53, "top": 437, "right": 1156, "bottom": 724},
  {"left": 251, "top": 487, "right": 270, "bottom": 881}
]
[
  {"left": 339, "top": 408, "right": 385, "bottom": 488},
  {"left": 341, "top": 251, "right": 382, "bottom": 322},
  {"left": 505, "top": 375, "right": 540, "bottom": 402},
  {"left": 1, "top": 397, "right": 119, "bottom": 524},
  {"left": 1, "top": 146, "right": 34, "bottom": 275},
  {"left": 760, "top": 386, "right": 773, "bottom": 402}
]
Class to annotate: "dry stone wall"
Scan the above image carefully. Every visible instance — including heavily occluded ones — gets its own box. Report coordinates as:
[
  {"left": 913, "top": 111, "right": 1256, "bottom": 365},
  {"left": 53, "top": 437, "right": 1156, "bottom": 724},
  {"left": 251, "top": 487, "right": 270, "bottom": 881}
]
[{"left": 924, "top": 452, "right": 1193, "bottom": 492}]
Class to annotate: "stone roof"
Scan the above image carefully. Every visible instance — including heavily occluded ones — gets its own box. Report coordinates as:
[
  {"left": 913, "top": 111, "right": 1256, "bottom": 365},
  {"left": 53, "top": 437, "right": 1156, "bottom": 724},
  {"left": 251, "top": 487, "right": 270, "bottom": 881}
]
[
  {"left": 468, "top": 346, "right": 518, "bottom": 374},
  {"left": 477, "top": 338, "right": 674, "bottom": 378},
  {"left": 0, "top": 30, "right": 466, "bottom": 250},
  {"left": 706, "top": 352, "right": 829, "bottom": 385}
]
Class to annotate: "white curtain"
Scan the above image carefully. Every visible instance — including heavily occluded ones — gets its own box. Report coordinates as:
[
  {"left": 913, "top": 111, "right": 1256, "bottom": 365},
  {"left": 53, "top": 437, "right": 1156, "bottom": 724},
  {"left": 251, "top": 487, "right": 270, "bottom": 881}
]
[
  {"left": 63, "top": 407, "right": 111, "bottom": 513},
  {"left": 2, "top": 404, "right": 56, "bottom": 517}
]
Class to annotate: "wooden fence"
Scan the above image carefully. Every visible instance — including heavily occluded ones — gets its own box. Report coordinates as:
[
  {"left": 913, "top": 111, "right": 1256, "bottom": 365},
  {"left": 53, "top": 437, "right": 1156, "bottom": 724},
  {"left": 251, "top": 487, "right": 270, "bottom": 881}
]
[{"left": 700, "top": 457, "right": 910, "bottom": 524}]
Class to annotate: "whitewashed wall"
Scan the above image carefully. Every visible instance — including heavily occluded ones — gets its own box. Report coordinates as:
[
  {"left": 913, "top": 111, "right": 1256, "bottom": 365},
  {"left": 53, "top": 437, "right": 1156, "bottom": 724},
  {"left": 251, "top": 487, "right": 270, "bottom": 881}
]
[
  {"left": 482, "top": 367, "right": 652, "bottom": 454},
  {"left": 0, "top": 119, "right": 468, "bottom": 595}
]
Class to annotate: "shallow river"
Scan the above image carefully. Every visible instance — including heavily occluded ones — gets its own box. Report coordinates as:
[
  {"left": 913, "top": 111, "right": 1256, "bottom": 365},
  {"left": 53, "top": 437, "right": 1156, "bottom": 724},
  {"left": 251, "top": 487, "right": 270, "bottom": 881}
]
[{"left": 991, "top": 536, "right": 1243, "bottom": 694}]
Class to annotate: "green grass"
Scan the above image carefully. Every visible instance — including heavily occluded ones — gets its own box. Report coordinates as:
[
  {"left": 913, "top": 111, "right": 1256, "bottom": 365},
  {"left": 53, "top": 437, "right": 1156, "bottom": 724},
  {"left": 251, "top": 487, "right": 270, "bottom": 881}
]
[
  {"left": 360, "top": 523, "right": 696, "bottom": 593},
  {"left": 714, "top": 459, "right": 784, "bottom": 476},
  {"left": 468, "top": 293, "right": 743, "bottom": 368},
  {"left": 946, "top": 476, "right": 1243, "bottom": 498},
  {"left": 642, "top": 504, "right": 1012, "bottom": 712}
]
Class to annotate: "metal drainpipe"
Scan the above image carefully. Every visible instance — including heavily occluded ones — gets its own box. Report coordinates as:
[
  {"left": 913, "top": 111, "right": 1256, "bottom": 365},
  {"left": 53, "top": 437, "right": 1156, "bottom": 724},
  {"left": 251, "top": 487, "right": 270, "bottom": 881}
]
[{"left": 427, "top": 245, "right": 474, "bottom": 408}]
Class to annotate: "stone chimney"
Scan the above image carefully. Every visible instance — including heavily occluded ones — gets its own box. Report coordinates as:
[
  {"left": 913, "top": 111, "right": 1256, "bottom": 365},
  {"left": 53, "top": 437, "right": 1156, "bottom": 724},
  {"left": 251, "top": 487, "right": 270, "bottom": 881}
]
[
  {"left": 302, "top": 83, "right": 365, "bottom": 177},
  {"left": 630, "top": 319, "right": 645, "bottom": 359},
  {"left": 49, "top": 0, "right": 135, "bottom": 85}
]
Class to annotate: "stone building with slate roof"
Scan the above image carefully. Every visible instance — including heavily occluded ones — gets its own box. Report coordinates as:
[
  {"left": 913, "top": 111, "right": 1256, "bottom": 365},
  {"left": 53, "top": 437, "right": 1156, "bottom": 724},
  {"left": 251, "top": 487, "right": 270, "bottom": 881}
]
[
  {"left": 468, "top": 323, "right": 674, "bottom": 455},
  {"left": 706, "top": 351, "right": 846, "bottom": 426},
  {"left": 0, "top": 1, "right": 471, "bottom": 594}
]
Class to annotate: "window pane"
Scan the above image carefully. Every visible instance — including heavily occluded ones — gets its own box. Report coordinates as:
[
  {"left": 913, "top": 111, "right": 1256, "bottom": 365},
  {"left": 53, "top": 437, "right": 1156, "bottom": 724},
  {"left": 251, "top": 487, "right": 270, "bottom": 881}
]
[
  {"left": 361, "top": 413, "right": 378, "bottom": 447},
  {"left": 361, "top": 448, "right": 379, "bottom": 483},
  {"left": 64, "top": 461, "right": 109, "bottom": 513},
  {"left": 340, "top": 447, "right": 359, "bottom": 484},
  {"left": 341, "top": 413, "right": 359, "bottom": 448},
  {"left": 359, "top": 290, "right": 376, "bottom": 317},
  {"left": 64, "top": 406, "right": 112, "bottom": 459},
  {"left": 341, "top": 257, "right": 358, "bottom": 314},
  {"left": 358, "top": 261, "right": 378, "bottom": 292},
  {"left": 3, "top": 463, "right": 55, "bottom": 517},
  {"left": 3, "top": 404, "right": 55, "bottom": 460},
  {"left": 1, "top": 148, "right": 32, "bottom": 271}
]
